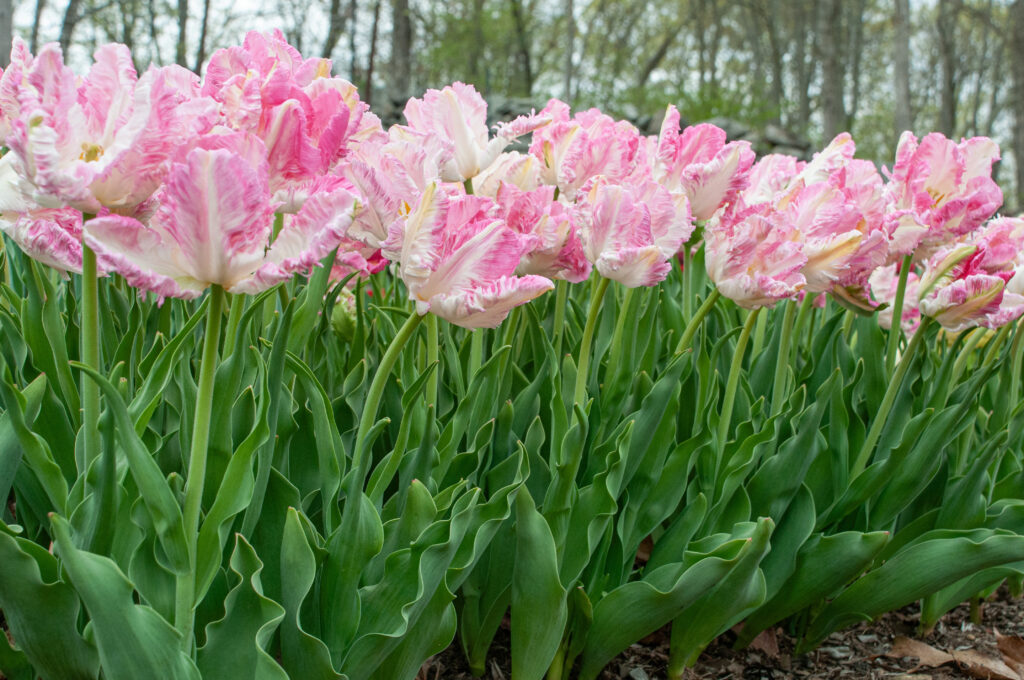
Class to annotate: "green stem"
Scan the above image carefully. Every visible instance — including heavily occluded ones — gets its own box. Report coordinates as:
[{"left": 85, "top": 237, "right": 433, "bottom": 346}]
[
  {"left": 464, "top": 178, "right": 474, "bottom": 195},
  {"left": 851, "top": 317, "right": 932, "bottom": 478},
  {"left": 791, "top": 292, "right": 815, "bottom": 363},
  {"left": 771, "top": 300, "right": 798, "bottom": 416},
  {"left": 352, "top": 311, "right": 425, "bottom": 477},
  {"left": 950, "top": 328, "right": 985, "bottom": 386},
  {"left": 982, "top": 322, "right": 1013, "bottom": 367},
  {"left": 885, "top": 254, "right": 914, "bottom": 378},
  {"left": 751, "top": 301, "right": 768, "bottom": 357},
  {"left": 675, "top": 289, "right": 721, "bottom": 354},
  {"left": 552, "top": 279, "right": 569, "bottom": 358},
  {"left": 1010, "top": 320, "right": 1024, "bottom": 409},
  {"left": 606, "top": 286, "right": 636, "bottom": 376},
  {"left": 222, "top": 293, "right": 245, "bottom": 359},
  {"left": 717, "top": 307, "right": 760, "bottom": 452},
  {"left": 174, "top": 285, "right": 225, "bottom": 647},
  {"left": 681, "top": 245, "right": 692, "bottom": 321},
  {"left": 469, "top": 330, "right": 483, "bottom": 385},
  {"left": 573, "top": 277, "right": 611, "bottom": 407},
  {"left": 425, "top": 313, "right": 438, "bottom": 408},
  {"left": 841, "top": 308, "right": 856, "bottom": 340},
  {"left": 80, "top": 245, "right": 101, "bottom": 472}
]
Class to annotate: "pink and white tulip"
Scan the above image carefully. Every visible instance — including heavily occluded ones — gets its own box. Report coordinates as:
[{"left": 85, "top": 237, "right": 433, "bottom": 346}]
[
  {"left": 84, "top": 131, "right": 359, "bottom": 299},
  {"left": 529, "top": 99, "right": 641, "bottom": 200},
  {"left": 884, "top": 131, "right": 1002, "bottom": 259},
  {"left": 400, "top": 82, "right": 546, "bottom": 183},
  {"left": 381, "top": 182, "right": 553, "bottom": 327},
  {"left": 496, "top": 183, "right": 590, "bottom": 283},
  {"left": 576, "top": 178, "right": 692, "bottom": 288},
  {"left": 7, "top": 42, "right": 216, "bottom": 215},
  {"left": 650, "top": 106, "right": 754, "bottom": 221}
]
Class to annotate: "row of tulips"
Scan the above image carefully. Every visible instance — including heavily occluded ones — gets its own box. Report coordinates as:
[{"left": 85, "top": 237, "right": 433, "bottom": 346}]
[{"left": 1, "top": 29, "right": 1024, "bottom": 680}]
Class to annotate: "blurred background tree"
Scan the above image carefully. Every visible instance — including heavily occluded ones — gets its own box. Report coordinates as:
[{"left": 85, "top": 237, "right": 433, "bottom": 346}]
[{"left": 5, "top": 0, "right": 1024, "bottom": 210}]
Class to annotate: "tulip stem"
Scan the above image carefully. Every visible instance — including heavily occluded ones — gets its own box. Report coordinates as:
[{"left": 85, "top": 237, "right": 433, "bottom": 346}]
[
  {"left": 852, "top": 317, "right": 931, "bottom": 478},
  {"left": 222, "top": 293, "right": 245, "bottom": 359},
  {"left": 681, "top": 246, "right": 692, "bottom": 321},
  {"left": 885, "top": 254, "right": 914, "bottom": 378},
  {"left": 1010, "top": 320, "right": 1024, "bottom": 410},
  {"left": 469, "top": 330, "right": 483, "bottom": 385},
  {"left": 606, "top": 286, "right": 637, "bottom": 381},
  {"left": 353, "top": 311, "right": 425, "bottom": 478},
  {"left": 791, "top": 293, "right": 815, "bottom": 363},
  {"left": 573, "top": 276, "right": 611, "bottom": 407},
  {"left": 982, "top": 322, "right": 1013, "bottom": 367},
  {"left": 675, "top": 289, "right": 721, "bottom": 354},
  {"left": 175, "top": 284, "right": 225, "bottom": 649},
  {"left": 718, "top": 307, "right": 760, "bottom": 453},
  {"left": 80, "top": 244, "right": 101, "bottom": 473},
  {"left": 552, "top": 279, "right": 569, "bottom": 357},
  {"left": 425, "top": 313, "right": 438, "bottom": 408},
  {"left": 950, "top": 328, "right": 985, "bottom": 386},
  {"left": 771, "top": 300, "right": 798, "bottom": 416}
]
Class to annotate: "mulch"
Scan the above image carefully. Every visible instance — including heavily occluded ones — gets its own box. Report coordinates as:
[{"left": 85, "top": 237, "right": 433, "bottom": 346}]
[{"left": 418, "top": 588, "right": 1024, "bottom": 679}]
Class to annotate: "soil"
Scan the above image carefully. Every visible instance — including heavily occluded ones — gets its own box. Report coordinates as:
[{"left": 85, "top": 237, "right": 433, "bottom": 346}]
[{"left": 418, "top": 588, "right": 1024, "bottom": 680}]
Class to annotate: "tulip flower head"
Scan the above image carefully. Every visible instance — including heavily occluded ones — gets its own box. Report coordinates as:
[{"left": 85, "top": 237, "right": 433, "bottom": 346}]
[
  {"left": 496, "top": 183, "right": 590, "bottom": 283},
  {"left": 84, "top": 131, "right": 359, "bottom": 300},
  {"left": 884, "top": 131, "right": 1002, "bottom": 260},
  {"left": 576, "top": 178, "right": 692, "bottom": 288},
  {"left": 651, "top": 105, "right": 755, "bottom": 221},
  {"left": 7, "top": 42, "right": 216, "bottom": 215},
  {"left": 381, "top": 182, "right": 553, "bottom": 327}
]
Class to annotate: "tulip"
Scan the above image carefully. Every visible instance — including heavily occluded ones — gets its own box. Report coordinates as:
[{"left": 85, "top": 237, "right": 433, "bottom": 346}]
[
  {"left": 381, "top": 182, "right": 553, "bottom": 328},
  {"left": 651, "top": 105, "right": 755, "bottom": 221},
  {"left": 884, "top": 131, "right": 1002, "bottom": 260},
  {"left": 7, "top": 42, "right": 216, "bottom": 215},
  {"left": 400, "top": 82, "right": 546, "bottom": 184},
  {"left": 495, "top": 183, "right": 590, "bottom": 283},
  {"left": 84, "top": 131, "right": 359, "bottom": 300},
  {"left": 529, "top": 99, "right": 641, "bottom": 200},
  {"left": 576, "top": 178, "right": 692, "bottom": 288}
]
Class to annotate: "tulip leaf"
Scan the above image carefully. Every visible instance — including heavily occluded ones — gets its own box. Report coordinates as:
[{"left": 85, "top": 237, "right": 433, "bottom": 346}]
[
  {"left": 50, "top": 514, "right": 200, "bottom": 680},
  {"left": 0, "top": 526, "right": 99, "bottom": 680},
  {"left": 197, "top": 534, "right": 288, "bottom": 680},
  {"left": 512, "top": 485, "right": 568, "bottom": 680}
]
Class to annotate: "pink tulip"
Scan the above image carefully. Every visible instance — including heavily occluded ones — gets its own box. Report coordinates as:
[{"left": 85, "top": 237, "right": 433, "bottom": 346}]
[
  {"left": 0, "top": 206, "right": 84, "bottom": 273},
  {"left": 884, "top": 131, "right": 1002, "bottom": 259},
  {"left": 576, "top": 178, "right": 692, "bottom": 288},
  {"left": 869, "top": 262, "right": 922, "bottom": 335},
  {"left": 380, "top": 182, "right": 553, "bottom": 328},
  {"left": 202, "top": 30, "right": 381, "bottom": 212},
  {"left": 915, "top": 218, "right": 1024, "bottom": 331},
  {"left": 400, "top": 82, "right": 546, "bottom": 183},
  {"left": 495, "top": 183, "right": 590, "bottom": 283},
  {"left": 651, "top": 105, "right": 754, "bottom": 221},
  {"left": 471, "top": 151, "right": 542, "bottom": 198},
  {"left": 7, "top": 42, "right": 216, "bottom": 215},
  {"left": 84, "top": 131, "right": 358, "bottom": 299},
  {"left": 330, "top": 236, "right": 388, "bottom": 283},
  {"left": 529, "top": 99, "right": 641, "bottom": 200}
]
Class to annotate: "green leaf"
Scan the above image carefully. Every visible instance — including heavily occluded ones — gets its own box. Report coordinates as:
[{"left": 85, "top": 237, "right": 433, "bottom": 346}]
[
  {"left": 736, "top": 530, "right": 889, "bottom": 648},
  {"left": 197, "top": 535, "right": 288, "bottom": 680},
  {"left": 72, "top": 362, "right": 189, "bottom": 574},
  {"left": 0, "top": 527, "right": 99, "bottom": 680},
  {"left": 50, "top": 514, "right": 200, "bottom": 680},
  {"left": 279, "top": 507, "right": 343, "bottom": 680},
  {"left": 802, "top": 530, "right": 1024, "bottom": 651},
  {"left": 576, "top": 526, "right": 762, "bottom": 680},
  {"left": 511, "top": 486, "right": 568, "bottom": 680}
]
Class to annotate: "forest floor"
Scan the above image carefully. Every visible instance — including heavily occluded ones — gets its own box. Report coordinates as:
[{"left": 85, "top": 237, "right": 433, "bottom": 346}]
[{"left": 419, "top": 587, "right": 1024, "bottom": 680}]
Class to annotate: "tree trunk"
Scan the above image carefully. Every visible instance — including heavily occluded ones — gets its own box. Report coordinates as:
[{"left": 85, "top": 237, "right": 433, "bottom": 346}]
[
  {"left": 818, "top": 0, "right": 846, "bottom": 140},
  {"left": 30, "top": 0, "right": 46, "bottom": 52},
  {"left": 364, "top": 0, "right": 381, "bottom": 105},
  {"left": 845, "top": 0, "right": 867, "bottom": 131},
  {"left": 59, "top": 0, "right": 83, "bottom": 51},
  {"left": 893, "top": 0, "right": 913, "bottom": 134},
  {"left": 0, "top": 0, "right": 11, "bottom": 68},
  {"left": 564, "top": 0, "right": 573, "bottom": 102},
  {"left": 176, "top": 0, "right": 189, "bottom": 66},
  {"left": 509, "top": 0, "right": 534, "bottom": 96},
  {"left": 390, "top": 0, "right": 412, "bottom": 105},
  {"left": 1011, "top": 0, "right": 1024, "bottom": 211},
  {"left": 323, "top": 0, "right": 347, "bottom": 61},
  {"left": 936, "top": 0, "right": 960, "bottom": 136},
  {"left": 193, "top": 0, "right": 211, "bottom": 72}
]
